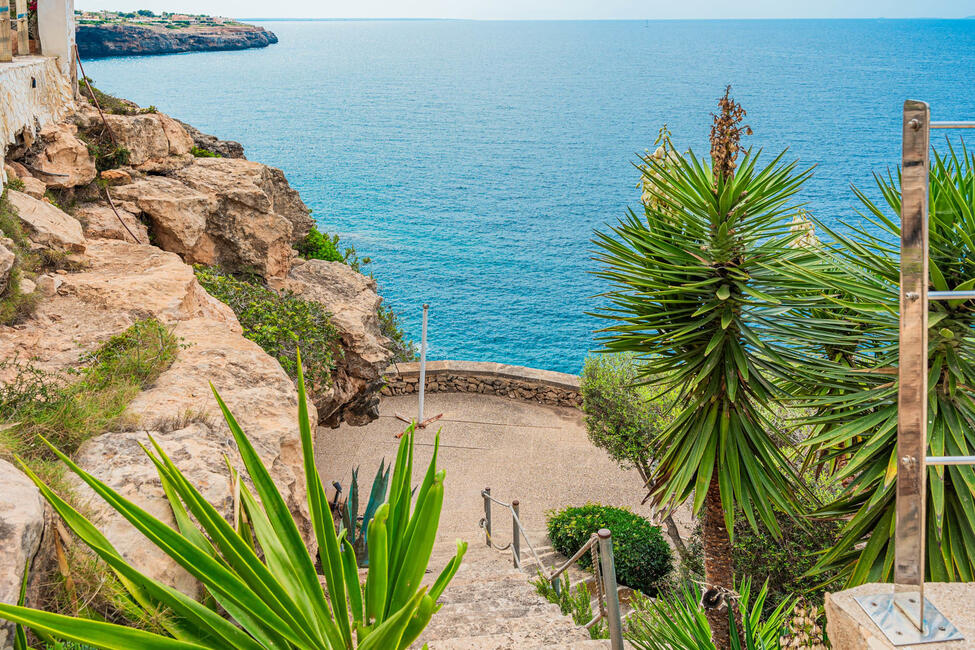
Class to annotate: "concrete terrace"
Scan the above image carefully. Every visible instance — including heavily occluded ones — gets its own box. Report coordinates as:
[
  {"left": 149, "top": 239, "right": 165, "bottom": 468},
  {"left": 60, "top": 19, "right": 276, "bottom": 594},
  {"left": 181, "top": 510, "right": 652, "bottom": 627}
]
[{"left": 316, "top": 391, "right": 679, "bottom": 546}]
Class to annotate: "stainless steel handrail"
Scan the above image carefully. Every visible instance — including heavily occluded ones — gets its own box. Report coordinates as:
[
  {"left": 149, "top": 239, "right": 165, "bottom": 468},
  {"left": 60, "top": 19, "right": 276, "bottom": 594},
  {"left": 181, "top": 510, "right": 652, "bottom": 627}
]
[{"left": 480, "top": 488, "right": 624, "bottom": 650}]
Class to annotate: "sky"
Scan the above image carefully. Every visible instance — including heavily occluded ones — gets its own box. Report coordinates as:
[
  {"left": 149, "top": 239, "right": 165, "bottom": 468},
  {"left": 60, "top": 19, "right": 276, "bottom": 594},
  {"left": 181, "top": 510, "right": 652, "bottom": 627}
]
[{"left": 73, "top": 0, "right": 975, "bottom": 20}]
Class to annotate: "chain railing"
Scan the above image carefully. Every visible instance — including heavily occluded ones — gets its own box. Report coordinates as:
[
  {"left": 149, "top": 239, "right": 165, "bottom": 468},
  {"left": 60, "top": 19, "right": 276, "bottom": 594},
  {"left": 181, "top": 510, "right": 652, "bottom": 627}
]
[{"left": 480, "top": 487, "right": 624, "bottom": 650}]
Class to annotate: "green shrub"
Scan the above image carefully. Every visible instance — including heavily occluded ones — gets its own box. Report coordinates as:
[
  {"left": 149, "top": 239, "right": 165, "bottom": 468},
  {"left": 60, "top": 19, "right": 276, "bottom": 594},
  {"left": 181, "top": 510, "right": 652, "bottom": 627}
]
[
  {"left": 194, "top": 266, "right": 339, "bottom": 394},
  {"left": 4, "top": 177, "right": 25, "bottom": 192},
  {"left": 546, "top": 504, "right": 671, "bottom": 594},
  {"left": 0, "top": 318, "right": 179, "bottom": 460},
  {"left": 580, "top": 353, "right": 675, "bottom": 471},
  {"left": 532, "top": 572, "right": 608, "bottom": 639},
  {"left": 295, "top": 225, "right": 371, "bottom": 271},
  {"left": 378, "top": 303, "right": 417, "bottom": 363},
  {"left": 190, "top": 146, "right": 220, "bottom": 158},
  {"left": 0, "top": 189, "right": 40, "bottom": 325}
]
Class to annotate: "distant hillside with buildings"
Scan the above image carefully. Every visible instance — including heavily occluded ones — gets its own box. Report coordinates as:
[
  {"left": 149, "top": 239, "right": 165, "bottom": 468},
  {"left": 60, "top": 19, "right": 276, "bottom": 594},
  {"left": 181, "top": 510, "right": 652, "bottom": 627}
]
[{"left": 75, "top": 10, "right": 277, "bottom": 58}]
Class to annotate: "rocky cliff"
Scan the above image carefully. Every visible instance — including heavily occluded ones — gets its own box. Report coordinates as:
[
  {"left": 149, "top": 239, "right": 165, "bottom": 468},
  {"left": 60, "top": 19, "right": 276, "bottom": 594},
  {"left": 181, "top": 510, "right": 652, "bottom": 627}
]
[
  {"left": 76, "top": 23, "right": 278, "bottom": 58},
  {"left": 0, "top": 96, "right": 395, "bottom": 622}
]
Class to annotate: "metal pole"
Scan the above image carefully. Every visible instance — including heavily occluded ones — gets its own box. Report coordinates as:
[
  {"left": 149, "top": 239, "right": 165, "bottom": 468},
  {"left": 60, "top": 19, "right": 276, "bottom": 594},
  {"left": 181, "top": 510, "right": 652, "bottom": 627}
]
[
  {"left": 512, "top": 499, "right": 521, "bottom": 568},
  {"left": 597, "top": 529, "right": 624, "bottom": 650},
  {"left": 483, "top": 487, "right": 491, "bottom": 547},
  {"left": 895, "top": 100, "right": 930, "bottom": 632},
  {"left": 418, "top": 303, "right": 428, "bottom": 424}
]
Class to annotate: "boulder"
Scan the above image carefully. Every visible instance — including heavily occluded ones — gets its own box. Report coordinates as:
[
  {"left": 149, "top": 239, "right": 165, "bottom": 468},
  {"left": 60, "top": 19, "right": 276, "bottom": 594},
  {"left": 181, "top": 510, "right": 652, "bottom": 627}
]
[
  {"left": 99, "top": 169, "right": 133, "bottom": 186},
  {"left": 175, "top": 119, "right": 246, "bottom": 159},
  {"left": 5, "top": 191, "right": 86, "bottom": 255},
  {"left": 0, "top": 459, "right": 46, "bottom": 650},
  {"left": 0, "top": 242, "right": 14, "bottom": 295},
  {"left": 19, "top": 176, "right": 47, "bottom": 200},
  {"left": 284, "top": 259, "right": 394, "bottom": 425},
  {"left": 173, "top": 158, "right": 313, "bottom": 242},
  {"left": 23, "top": 123, "right": 97, "bottom": 189},
  {"left": 35, "top": 274, "right": 63, "bottom": 297},
  {"left": 102, "top": 112, "right": 194, "bottom": 172},
  {"left": 74, "top": 203, "right": 150, "bottom": 244},
  {"left": 113, "top": 162, "right": 300, "bottom": 282},
  {"left": 71, "top": 316, "right": 317, "bottom": 596}
]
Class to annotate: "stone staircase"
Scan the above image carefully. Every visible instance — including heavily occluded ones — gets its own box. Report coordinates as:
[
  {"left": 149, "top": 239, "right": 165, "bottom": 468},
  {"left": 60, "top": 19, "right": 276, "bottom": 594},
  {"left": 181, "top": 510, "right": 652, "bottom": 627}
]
[{"left": 416, "top": 535, "right": 617, "bottom": 649}]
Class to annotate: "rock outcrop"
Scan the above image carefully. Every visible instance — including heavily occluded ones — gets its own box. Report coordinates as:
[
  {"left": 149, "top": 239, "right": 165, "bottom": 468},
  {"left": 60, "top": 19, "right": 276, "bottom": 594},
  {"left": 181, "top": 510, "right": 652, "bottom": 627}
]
[
  {"left": 22, "top": 123, "right": 97, "bottom": 189},
  {"left": 102, "top": 112, "right": 194, "bottom": 172},
  {"left": 175, "top": 120, "right": 245, "bottom": 159},
  {"left": 6, "top": 190, "right": 86, "bottom": 255},
  {"left": 76, "top": 23, "right": 278, "bottom": 58},
  {"left": 285, "top": 259, "right": 394, "bottom": 426},
  {"left": 74, "top": 203, "right": 149, "bottom": 243},
  {"left": 0, "top": 242, "right": 14, "bottom": 296},
  {"left": 0, "top": 460, "right": 46, "bottom": 650}
]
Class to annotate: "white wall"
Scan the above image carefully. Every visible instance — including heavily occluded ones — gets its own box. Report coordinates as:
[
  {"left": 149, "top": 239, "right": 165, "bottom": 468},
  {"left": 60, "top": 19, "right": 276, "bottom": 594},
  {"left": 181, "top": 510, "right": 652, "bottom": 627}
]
[{"left": 37, "top": 0, "right": 75, "bottom": 85}]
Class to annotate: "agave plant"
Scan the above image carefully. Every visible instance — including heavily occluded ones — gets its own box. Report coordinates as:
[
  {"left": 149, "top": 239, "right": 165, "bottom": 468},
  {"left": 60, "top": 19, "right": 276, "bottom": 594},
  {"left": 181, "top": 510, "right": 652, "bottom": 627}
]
[
  {"left": 804, "top": 143, "right": 975, "bottom": 585},
  {"left": 0, "top": 351, "right": 466, "bottom": 649},
  {"left": 341, "top": 460, "right": 390, "bottom": 566},
  {"left": 624, "top": 579, "right": 795, "bottom": 650},
  {"left": 591, "top": 92, "right": 836, "bottom": 648}
]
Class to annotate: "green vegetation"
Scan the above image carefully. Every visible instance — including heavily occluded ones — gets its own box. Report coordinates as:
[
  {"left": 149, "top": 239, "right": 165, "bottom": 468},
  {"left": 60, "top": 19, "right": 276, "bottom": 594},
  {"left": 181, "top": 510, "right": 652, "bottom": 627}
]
[
  {"left": 190, "top": 146, "right": 221, "bottom": 158},
  {"left": 5, "top": 177, "right": 25, "bottom": 192},
  {"left": 0, "top": 188, "right": 40, "bottom": 325},
  {"left": 532, "top": 573, "right": 608, "bottom": 640},
  {"left": 79, "top": 78, "right": 157, "bottom": 117},
  {"left": 341, "top": 459, "right": 390, "bottom": 566},
  {"left": 295, "top": 225, "right": 371, "bottom": 271},
  {"left": 378, "top": 304, "right": 417, "bottom": 363},
  {"left": 546, "top": 504, "right": 671, "bottom": 595},
  {"left": 0, "top": 318, "right": 179, "bottom": 461},
  {"left": 803, "top": 143, "right": 975, "bottom": 586},
  {"left": 591, "top": 87, "right": 832, "bottom": 647},
  {"left": 0, "top": 359, "right": 467, "bottom": 649},
  {"left": 194, "top": 266, "right": 340, "bottom": 393},
  {"left": 625, "top": 580, "right": 794, "bottom": 650}
]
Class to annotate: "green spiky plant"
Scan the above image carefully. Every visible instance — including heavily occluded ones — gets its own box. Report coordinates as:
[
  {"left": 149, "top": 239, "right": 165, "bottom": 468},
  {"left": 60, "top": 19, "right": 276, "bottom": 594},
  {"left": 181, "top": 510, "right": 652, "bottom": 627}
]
[
  {"left": 804, "top": 143, "right": 975, "bottom": 585},
  {"left": 341, "top": 460, "right": 391, "bottom": 566},
  {"left": 0, "top": 350, "right": 467, "bottom": 649},
  {"left": 591, "top": 89, "right": 830, "bottom": 648},
  {"left": 624, "top": 580, "right": 795, "bottom": 650}
]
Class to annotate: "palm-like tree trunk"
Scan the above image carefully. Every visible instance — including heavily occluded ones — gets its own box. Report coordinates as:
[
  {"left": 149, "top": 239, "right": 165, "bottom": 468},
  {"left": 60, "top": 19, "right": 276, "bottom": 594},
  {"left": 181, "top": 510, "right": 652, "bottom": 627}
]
[{"left": 702, "top": 475, "right": 734, "bottom": 649}]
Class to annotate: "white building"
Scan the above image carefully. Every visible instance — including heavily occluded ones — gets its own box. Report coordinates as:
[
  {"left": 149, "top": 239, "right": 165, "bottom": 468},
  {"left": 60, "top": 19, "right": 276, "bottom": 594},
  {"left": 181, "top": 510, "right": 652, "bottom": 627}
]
[{"left": 1, "top": 0, "right": 77, "bottom": 182}]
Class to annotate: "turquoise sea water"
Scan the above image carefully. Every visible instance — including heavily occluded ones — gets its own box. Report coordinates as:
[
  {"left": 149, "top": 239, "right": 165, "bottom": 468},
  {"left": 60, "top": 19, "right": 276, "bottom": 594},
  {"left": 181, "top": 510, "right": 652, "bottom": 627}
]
[{"left": 83, "top": 19, "right": 975, "bottom": 373}]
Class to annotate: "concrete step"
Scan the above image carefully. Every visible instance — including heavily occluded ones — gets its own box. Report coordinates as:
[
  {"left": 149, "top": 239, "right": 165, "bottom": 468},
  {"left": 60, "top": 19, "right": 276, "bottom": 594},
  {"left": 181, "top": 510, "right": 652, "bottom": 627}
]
[
  {"left": 425, "top": 632, "right": 611, "bottom": 650},
  {"left": 418, "top": 611, "right": 592, "bottom": 643}
]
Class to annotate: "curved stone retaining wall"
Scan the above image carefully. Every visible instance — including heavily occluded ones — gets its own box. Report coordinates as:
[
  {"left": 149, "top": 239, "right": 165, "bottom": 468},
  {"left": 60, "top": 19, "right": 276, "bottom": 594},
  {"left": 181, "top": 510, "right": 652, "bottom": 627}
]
[{"left": 381, "top": 360, "right": 581, "bottom": 408}]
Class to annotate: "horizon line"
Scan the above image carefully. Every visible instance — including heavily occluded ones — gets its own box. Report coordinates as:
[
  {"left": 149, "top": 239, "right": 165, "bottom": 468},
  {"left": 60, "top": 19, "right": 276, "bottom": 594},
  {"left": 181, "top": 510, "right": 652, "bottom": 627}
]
[{"left": 237, "top": 16, "right": 975, "bottom": 22}]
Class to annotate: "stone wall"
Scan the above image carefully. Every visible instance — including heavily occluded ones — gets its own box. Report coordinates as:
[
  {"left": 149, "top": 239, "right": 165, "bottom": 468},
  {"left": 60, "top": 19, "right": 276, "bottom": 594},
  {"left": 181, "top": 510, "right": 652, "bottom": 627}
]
[{"left": 381, "top": 360, "right": 581, "bottom": 408}]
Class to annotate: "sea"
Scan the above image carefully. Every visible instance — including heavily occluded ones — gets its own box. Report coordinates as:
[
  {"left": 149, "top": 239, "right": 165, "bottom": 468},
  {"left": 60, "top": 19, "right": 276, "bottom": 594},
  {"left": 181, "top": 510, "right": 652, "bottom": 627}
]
[{"left": 82, "top": 19, "right": 975, "bottom": 373}]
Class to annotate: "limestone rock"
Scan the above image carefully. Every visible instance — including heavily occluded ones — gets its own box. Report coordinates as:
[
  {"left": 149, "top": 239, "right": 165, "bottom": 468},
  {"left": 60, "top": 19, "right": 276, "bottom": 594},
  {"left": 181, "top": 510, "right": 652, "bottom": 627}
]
[
  {"left": 172, "top": 158, "right": 313, "bottom": 242},
  {"left": 23, "top": 123, "right": 97, "bottom": 189},
  {"left": 74, "top": 203, "right": 149, "bottom": 244},
  {"left": 71, "top": 316, "right": 317, "bottom": 596},
  {"left": 99, "top": 169, "right": 133, "bottom": 186},
  {"left": 0, "top": 459, "right": 45, "bottom": 650},
  {"left": 19, "top": 176, "right": 46, "bottom": 200},
  {"left": 19, "top": 277, "right": 35, "bottom": 295},
  {"left": 35, "top": 274, "right": 63, "bottom": 297},
  {"left": 284, "top": 259, "right": 394, "bottom": 425},
  {"left": 0, "top": 242, "right": 14, "bottom": 296},
  {"left": 5, "top": 190, "right": 86, "bottom": 254},
  {"left": 113, "top": 161, "right": 302, "bottom": 282},
  {"left": 175, "top": 119, "right": 246, "bottom": 159},
  {"left": 102, "top": 112, "right": 194, "bottom": 172}
]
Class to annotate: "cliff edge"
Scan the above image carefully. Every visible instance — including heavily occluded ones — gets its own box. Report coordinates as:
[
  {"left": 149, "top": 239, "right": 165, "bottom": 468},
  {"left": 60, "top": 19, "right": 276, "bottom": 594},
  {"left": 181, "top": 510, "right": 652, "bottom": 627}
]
[{"left": 76, "top": 23, "right": 278, "bottom": 58}]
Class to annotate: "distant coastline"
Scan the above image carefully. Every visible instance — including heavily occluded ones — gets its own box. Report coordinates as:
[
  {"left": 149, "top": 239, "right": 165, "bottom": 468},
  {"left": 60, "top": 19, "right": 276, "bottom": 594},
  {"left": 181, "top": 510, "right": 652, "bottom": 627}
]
[{"left": 75, "top": 12, "right": 277, "bottom": 58}]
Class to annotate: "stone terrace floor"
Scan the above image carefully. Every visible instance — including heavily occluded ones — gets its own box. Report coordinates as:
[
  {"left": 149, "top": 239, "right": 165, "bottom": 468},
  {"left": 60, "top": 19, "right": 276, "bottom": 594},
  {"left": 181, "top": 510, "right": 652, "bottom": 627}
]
[{"left": 316, "top": 392, "right": 689, "bottom": 546}]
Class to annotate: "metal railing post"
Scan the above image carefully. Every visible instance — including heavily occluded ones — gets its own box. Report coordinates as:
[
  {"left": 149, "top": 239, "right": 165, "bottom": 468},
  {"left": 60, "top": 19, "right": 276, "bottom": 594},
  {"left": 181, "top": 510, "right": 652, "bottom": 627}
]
[
  {"left": 418, "top": 303, "right": 428, "bottom": 424},
  {"left": 483, "top": 487, "right": 491, "bottom": 547},
  {"left": 597, "top": 529, "right": 623, "bottom": 650},
  {"left": 512, "top": 499, "right": 521, "bottom": 568}
]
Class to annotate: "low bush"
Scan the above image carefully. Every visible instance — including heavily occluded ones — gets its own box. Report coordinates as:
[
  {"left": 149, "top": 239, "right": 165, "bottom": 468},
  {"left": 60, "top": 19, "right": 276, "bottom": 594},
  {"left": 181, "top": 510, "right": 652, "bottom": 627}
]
[
  {"left": 379, "top": 303, "right": 417, "bottom": 363},
  {"left": 532, "top": 572, "right": 607, "bottom": 639},
  {"left": 0, "top": 318, "right": 179, "bottom": 460},
  {"left": 194, "top": 266, "right": 339, "bottom": 393},
  {"left": 0, "top": 189, "right": 40, "bottom": 325},
  {"left": 295, "top": 225, "right": 372, "bottom": 271},
  {"left": 546, "top": 503, "right": 672, "bottom": 595},
  {"left": 190, "top": 146, "right": 220, "bottom": 158}
]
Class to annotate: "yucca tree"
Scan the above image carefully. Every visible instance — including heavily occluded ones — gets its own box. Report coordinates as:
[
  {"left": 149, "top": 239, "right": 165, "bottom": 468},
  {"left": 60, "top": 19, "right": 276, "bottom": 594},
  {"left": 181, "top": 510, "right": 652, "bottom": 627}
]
[
  {"left": 0, "top": 351, "right": 466, "bottom": 649},
  {"left": 804, "top": 143, "right": 975, "bottom": 585},
  {"left": 591, "top": 92, "right": 831, "bottom": 649}
]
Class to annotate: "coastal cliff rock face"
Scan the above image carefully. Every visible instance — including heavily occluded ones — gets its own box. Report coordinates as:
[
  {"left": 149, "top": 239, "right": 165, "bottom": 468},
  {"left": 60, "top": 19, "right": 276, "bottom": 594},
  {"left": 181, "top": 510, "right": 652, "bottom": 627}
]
[
  {"left": 74, "top": 203, "right": 149, "bottom": 243},
  {"left": 76, "top": 23, "right": 278, "bottom": 58},
  {"left": 23, "top": 123, "right": 97, "bottom": 189},
  {"left": 103, "top": 112, "right": 194, "bottom": 172},
  {"left": 285, "top": 259, "right": 394, "bottom": 426},
  {"left": 0, "top": 460, "right": 46, "bottom": 650},
  {"left": 175, "top": 119, "right": 246, "bottom": 159},
  {"left": 6, "top": 190, "right": 87, "bottom": 255}
]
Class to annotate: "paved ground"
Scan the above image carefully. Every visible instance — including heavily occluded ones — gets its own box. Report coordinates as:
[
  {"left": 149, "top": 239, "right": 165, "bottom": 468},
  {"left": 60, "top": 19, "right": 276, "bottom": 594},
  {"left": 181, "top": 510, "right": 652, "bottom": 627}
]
[{"left": 316, "top": 392, "right": 685, "bottom": 547}]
